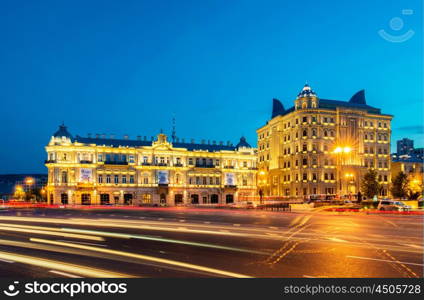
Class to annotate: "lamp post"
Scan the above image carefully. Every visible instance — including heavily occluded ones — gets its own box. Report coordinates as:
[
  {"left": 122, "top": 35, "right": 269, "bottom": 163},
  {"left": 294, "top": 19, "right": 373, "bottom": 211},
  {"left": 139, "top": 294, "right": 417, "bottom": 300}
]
[
  {"left": 333, "top": 146, "right": 351, "bottom": 199},
  {"left": 24, "top": 177, "right": 35, "bottom": 202}
]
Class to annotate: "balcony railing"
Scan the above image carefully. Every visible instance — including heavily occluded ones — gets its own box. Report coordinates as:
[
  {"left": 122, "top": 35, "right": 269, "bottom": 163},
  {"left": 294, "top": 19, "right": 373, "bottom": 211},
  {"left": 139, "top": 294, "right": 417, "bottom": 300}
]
[
  {"left": 141, "top": 162, "right": 151, "bottom": 166},
  {"left": 79, "top": 160, "right": 93, "bottom": 164},
  {"left": 104, "top": 161, "right": 128, "bottom": 165},
  {"left": 195, "top": 164, "right": 216, "bottom": 168},
  {"left": 224, "top": 166, "right": 234, "bottom": 169},
  {"left": 224, "top": 185, "right": 237, "bottom": 188},
  {"left": 174, "top": 163, "right": 183, "bottom": 167},
  {"left": 45, "top": 160, "right": 57, "bottom": 164}
]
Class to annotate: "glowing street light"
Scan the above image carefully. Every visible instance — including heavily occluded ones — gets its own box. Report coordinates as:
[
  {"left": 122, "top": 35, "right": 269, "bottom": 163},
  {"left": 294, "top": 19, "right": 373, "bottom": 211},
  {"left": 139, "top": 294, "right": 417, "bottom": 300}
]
[
  {"left": 333, "top": 147, "right": 342, "bottom": 154},
  {"left": 25, "top": 177, "right": 34, "bottom": 186},
  {"left": 343, "top": 146, "right": 351, "bottom": 153}
]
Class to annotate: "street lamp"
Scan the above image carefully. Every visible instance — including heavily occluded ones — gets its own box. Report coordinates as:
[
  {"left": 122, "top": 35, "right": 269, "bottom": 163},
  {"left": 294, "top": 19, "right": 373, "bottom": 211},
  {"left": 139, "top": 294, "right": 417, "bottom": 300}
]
[{"left": 333, "top": 146, "right": 352, "bottom": 198}]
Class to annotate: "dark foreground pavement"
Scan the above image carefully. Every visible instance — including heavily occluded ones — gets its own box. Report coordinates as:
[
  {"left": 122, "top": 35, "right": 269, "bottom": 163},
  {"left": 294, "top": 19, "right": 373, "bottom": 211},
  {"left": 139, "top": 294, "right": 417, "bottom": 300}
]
[{"left": 0, "top": 207, "right": 422, "bottom": 278}]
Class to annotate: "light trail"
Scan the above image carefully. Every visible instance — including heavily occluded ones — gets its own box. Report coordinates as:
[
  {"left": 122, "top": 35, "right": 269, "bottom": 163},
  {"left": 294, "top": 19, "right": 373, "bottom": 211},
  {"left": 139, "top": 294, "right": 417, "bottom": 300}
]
[
  {"left": 0, "top": 250, "right": 130, "bottom": 277},
  {"left": 61, "top": 228, "right": 268, "bottom": 255},
  {"left": 0, "top": 225, "right": 104, "bottom": 241},
  {"left": 31, "top": 238, "right": 253, "bottom": 278}
]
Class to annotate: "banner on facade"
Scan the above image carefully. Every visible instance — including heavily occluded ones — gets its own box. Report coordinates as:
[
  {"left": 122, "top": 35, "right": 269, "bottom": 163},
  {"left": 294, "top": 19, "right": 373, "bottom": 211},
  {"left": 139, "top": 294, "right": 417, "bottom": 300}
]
[
  {"left": 225, "top": 173, "right": 236, "bottom": 185},
  {"left": 79, "top": 168, "right": 93, "bottom": 182},
  {"left": 157, "top": 170, "right": 169, "bottom": 184}
]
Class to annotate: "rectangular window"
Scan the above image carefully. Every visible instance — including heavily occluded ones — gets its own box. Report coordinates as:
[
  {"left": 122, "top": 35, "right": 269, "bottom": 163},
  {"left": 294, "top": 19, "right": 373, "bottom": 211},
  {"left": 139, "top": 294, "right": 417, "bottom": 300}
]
[
  {"left": 130, "top": 175, "right": 134, "bottom": 184},
  {"left": 143, "top": 156, "right": 148, "bottom": 164},
  {"left": 122, "top": 175, "right": 127, "bottom": 184},
  {"left": 114, "top": 175, "right": 119, "bottom": 184},
  {"left": 98, "top": 154, "right": 103, "bottom": 162},
  {"left": 106, "top": 175, "right": 111, "bottom": 183},
  {"left": 129, "top": 155, "right": 135, "bottom": 163},
  {"left": 98, "top": 175, "right": 103, "bottom": 183}
]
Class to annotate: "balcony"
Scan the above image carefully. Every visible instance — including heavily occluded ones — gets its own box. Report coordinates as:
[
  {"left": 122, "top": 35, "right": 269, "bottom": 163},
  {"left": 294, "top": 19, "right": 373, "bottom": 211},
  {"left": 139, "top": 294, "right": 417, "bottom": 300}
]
[
  {"left": 45, "top": 159, "right": 57, "bottom": 164},
  {"left": 174, "top": 163, "right": 183, "bottom": 167},
  {"left": 104, "top": 161, "right": 128, "bottom": 165},
  {"left": 224, "top": 166, "right": 234, "bottom": 169},
  {"left": 224, "top": 185, "right": 237, "bottom": 188},
  {"left": 79, "top": 160, "right": 93, "bottom": 164},
  {"left": 158, "top": 183, "right": 169, "bottom": 187},
  {"left": 195, "top": 164, "right": 215, "bottom": 168},
  {"left": 141, "top": 162, "right": 151, "bottom": 166},
  {"left": 249, "top": 167, "right": 258, "bottom": 170},
  {"left": 154, "top": 163, "right": 168, "bottom": 167}
]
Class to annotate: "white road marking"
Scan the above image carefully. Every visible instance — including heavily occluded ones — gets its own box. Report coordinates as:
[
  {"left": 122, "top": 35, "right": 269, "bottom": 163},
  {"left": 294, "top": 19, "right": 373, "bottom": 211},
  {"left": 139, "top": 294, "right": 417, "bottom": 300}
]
[
  {"left": 347, "top": 255, "right": 424, "bottom": 267},
  {"left": 158, "top": 218, "right": 163, "bottom": 220},
  {"left": 0, "top": 258, "right": 14, "bottom": 263},
  {"left": 203, "top": 221, "right": 210, "bottom": 224},
  {"left": 179, "top": 220, "right": 185, "bottom": 222},
  {"left": 49, "top": 270, "right": 82, "bottom": 278},
  {"left": 233, "top": 224, "right": 240, "bottom": 227},
  {"left": 268, "top": 226, "right": 278, "bottom": 230}
]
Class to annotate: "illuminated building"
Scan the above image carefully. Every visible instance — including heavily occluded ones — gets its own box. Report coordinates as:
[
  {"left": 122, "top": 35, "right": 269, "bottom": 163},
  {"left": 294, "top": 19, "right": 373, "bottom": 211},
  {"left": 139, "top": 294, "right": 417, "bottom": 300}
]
[
  {"left": 45, "top": 125, "right": 257, "bottom": 205},
  {"left": 257, "top": 84, "right": 393, "bottom": 199}
]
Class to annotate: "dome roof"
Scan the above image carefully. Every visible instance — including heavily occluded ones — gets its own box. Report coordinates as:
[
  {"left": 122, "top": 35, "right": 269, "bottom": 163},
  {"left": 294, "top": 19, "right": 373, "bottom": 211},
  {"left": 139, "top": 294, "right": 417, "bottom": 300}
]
[
  {"left": 297, "top": 83, "right": 317, "bottom": 98},
  {"left": 236, "top": 136, "right": 251, "bottom": 149},
  {"left": 53, "top": 124, "right": 73, "bottom": 140}
]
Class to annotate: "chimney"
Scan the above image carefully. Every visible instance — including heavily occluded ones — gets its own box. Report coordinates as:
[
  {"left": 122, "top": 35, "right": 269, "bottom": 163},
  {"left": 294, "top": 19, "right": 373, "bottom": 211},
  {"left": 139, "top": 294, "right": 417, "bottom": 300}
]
[
  {"left": 182, "top": 138, "right": 185, "bottom": 143},
  {"left": 201, "top": 139, "right": 205, "bottom": 144},
  {"left": 137, "top": 135, "right": 141, "bottom": 141},
  {"left": 95, "top": 134, "right": 100, "bottom": 139},
  {"left": 213, "top": 140, "right": 216, "bottom": 145},
  {"left": 219, "top": 141, "right": 223, "bottom": 145},
  {"left": 124, "top": 134, "right": 129, "bottom": 140},
  {"left": 191, "top": 139, "right": 194, "bottom": 144},
  {"left": 101, "top": 133, "right": 106, "bottom": 139},
  {"left": 110, "top": 134, "right": 115, "bottom": 139},
  {"left": 87, "top": 133, "right": 92, "bottom": 138},
  {"left": 144, "top": 136, "right": 147, "bottom": 141},
  {"left": 207, "top": 140, "right": 210, "bottom": 145}
]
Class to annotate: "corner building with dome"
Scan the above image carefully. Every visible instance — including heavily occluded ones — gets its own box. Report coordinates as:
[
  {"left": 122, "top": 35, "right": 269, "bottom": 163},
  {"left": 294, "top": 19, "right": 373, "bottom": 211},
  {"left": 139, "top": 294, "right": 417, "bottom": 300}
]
[
  {"left": 45, "top": 126, "right": 257, "bottom": 206},
  {"left": 257, "top": 84, "right": 393, "bottom": 199}
]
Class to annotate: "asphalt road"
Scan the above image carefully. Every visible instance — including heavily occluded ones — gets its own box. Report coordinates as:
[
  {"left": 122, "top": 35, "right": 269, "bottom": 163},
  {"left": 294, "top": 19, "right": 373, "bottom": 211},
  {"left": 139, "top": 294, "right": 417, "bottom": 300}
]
[{"left": 0, "top": 207, "right": 422, "bottom": 278}]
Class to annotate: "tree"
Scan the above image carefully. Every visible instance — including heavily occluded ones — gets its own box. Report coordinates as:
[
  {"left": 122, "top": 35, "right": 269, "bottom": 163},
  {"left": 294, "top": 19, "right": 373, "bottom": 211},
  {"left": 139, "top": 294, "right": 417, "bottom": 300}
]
[
  {"left": 361, "top": 169, "right": 380, "bottom": 199},
  {"left": 391, "top": 171, "right": 409, "bottom": 199}
]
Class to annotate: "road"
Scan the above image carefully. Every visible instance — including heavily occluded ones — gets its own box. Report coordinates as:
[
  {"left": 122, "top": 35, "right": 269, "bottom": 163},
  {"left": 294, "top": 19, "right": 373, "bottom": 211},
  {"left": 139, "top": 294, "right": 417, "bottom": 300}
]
[{"left": 0, "top": 207, "right": 422, "bottom": 278}]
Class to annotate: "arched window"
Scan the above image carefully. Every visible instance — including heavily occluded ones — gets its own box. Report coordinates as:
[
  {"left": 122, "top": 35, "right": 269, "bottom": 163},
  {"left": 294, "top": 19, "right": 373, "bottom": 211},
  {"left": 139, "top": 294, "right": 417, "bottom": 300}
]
[
  {"left": 324, "top": 130, "right": 328, "bottom": 137},
  {"left": 302, "top": 102, "right": 308, "bottom": 109},
  {"left": 303, "top": 130, "right": 307, "bottom": 137}
]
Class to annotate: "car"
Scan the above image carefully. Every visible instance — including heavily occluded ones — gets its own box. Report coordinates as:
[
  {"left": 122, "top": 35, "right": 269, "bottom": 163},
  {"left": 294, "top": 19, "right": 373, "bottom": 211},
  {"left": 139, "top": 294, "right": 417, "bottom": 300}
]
[{"left": 377, "top": 200, "right": 410, "bottom": 211}]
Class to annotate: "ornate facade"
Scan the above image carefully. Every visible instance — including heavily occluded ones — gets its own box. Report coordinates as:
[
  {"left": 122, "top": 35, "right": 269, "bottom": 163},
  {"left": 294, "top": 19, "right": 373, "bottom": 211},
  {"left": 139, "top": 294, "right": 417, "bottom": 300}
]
[
  {"left": 257, "top": 84, "right": 393, "bottom": 199},
  {"left": 45, "top": 126, "right": 257, "bottom": 206}
]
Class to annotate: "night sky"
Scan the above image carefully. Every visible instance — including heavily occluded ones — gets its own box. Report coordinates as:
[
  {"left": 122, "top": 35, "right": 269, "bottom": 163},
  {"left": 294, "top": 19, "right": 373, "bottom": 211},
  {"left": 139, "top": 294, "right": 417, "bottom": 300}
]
[{"left": 0, "top": 0, "right": 422, "bottom": 174}]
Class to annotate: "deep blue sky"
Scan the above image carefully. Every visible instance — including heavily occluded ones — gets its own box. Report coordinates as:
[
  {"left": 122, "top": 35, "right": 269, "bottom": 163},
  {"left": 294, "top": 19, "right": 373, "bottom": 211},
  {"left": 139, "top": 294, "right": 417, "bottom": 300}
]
[{"left": 0, "top": 0, "right": 422, "bottom": 173}]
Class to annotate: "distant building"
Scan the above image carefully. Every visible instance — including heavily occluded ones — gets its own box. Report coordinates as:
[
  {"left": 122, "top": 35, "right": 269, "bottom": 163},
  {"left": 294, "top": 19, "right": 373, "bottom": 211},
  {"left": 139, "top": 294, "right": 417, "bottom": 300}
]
[
  {"left": 397, "top": 138, "right": 414, "bottom": 155},
  {"left": 45, "top": 125, "right": 257, "bottom": 206},
  {"left": 257, "top": 84, "right": 393, "bottom": 199},
  {"left": 412, "top": 148, "right": 424, "bottom": 161}
]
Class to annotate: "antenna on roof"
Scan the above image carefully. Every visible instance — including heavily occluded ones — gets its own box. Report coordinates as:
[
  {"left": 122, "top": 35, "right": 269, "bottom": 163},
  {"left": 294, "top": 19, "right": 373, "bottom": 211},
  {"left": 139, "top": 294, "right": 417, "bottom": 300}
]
[{"left": 171, "top": 114, "right": 176, "bottom": 143}]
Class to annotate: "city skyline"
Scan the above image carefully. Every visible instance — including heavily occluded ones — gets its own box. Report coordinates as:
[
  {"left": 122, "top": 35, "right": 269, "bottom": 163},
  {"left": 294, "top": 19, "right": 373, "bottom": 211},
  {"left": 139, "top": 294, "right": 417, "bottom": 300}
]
[{"left": 0, "top": 0, "right": 422, "bottom": 173}]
